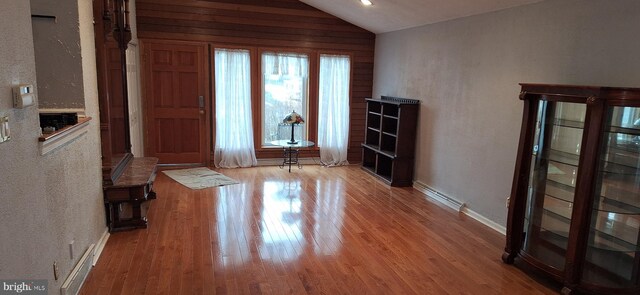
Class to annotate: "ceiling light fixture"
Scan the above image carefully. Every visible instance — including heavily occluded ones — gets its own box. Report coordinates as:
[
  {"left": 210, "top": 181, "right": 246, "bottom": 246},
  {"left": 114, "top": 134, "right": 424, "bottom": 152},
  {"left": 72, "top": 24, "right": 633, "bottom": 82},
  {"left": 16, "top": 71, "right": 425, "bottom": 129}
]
[{"left": 360, "top": 0, "right": 373, "bottom": 6}]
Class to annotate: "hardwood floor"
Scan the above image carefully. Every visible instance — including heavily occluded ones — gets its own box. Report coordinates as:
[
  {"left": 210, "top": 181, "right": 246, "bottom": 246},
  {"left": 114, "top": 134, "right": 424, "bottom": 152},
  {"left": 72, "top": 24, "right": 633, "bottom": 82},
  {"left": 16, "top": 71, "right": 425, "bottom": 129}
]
[{"left": 80, "top": 165, "right": 557, "bottom": 294}]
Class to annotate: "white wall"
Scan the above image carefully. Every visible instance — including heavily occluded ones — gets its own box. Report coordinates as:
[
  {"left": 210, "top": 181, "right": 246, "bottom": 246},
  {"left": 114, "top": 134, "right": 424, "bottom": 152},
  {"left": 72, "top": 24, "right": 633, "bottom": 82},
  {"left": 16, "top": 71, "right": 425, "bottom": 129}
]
[
  {"left": 0, "top": 0, "right": 106, "bottom": 291},
  {"left": 373, "top": 0, "right": 640, "bottom": 226}
]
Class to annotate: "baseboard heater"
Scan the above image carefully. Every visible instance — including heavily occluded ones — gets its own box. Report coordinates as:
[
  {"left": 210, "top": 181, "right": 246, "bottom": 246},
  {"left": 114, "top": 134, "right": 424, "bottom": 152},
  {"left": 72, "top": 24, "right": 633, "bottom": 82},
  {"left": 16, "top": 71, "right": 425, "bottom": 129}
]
[
  {"left": 413, "top": 181, "right": 466, "bottom": 212},
  {"left": 60, "top": 243, "right": 95, "bottom": 295}
]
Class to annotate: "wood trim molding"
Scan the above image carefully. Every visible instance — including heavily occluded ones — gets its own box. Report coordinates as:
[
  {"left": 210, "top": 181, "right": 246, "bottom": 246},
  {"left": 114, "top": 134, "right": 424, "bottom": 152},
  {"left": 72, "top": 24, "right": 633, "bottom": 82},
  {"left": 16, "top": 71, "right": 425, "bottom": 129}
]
[
  {"left": 92, "top": 228, "right": 110, "bottom": 266},
  {"left": 39, "top": 117, "right": 92, "bottom": 155}
]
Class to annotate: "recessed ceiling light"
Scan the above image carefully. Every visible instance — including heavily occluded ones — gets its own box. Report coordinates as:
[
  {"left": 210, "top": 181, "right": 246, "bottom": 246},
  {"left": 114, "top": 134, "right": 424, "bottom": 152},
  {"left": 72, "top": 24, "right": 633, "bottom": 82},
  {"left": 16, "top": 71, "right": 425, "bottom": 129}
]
[{"left": 360, "top": 0, "right": 373, "bottom": 6}]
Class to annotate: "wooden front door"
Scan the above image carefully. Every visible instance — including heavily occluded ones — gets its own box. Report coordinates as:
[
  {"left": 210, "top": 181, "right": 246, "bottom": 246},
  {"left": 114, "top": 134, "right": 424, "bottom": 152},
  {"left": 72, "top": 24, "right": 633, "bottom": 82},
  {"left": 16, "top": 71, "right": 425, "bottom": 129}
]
[{"left": 142, "top": 41, "right": 209, "bottom": 165}]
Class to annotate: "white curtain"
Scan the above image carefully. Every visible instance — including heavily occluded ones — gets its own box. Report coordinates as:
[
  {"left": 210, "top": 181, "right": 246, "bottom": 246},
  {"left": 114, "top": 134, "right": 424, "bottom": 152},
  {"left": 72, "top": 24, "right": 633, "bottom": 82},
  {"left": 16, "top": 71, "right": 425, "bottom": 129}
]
[
  {"left": 214, "top": 49, "right": 257, "bottom": 168},
  {"left": 318, "top": 54, "right": 351, "bottom": 166},
  {"left": 262, "top": 52, "right": 309, "bottom": 77}
]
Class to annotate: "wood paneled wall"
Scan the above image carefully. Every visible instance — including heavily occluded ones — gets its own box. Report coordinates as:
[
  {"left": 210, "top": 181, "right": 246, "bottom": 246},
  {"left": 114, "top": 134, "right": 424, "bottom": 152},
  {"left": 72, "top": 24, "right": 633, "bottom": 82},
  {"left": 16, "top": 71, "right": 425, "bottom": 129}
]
[{"left": 137, "top": 0, "right": 375, "bottom": 163}]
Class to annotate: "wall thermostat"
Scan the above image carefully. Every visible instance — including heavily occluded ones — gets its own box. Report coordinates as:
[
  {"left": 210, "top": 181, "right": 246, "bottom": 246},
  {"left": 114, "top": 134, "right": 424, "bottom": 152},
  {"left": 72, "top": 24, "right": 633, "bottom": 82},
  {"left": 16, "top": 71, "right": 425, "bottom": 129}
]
[{"left": 12, "top": 84, "right": 36, "bottom": 108}]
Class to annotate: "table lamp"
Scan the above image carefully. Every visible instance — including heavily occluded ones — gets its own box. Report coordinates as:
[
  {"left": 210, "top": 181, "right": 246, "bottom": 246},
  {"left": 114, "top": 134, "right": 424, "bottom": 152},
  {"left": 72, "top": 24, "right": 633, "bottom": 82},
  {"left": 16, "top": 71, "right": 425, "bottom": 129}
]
[{"left": 282, "top": 110, "right": 304, "bottom": 144}]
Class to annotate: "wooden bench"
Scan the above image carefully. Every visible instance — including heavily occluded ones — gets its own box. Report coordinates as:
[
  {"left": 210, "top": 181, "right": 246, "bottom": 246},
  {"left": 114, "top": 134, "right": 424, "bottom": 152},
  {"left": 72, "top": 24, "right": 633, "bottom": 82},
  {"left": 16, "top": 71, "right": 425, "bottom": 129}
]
[{"left": 103, "top": 157, "right": 158, "bottom": 232}]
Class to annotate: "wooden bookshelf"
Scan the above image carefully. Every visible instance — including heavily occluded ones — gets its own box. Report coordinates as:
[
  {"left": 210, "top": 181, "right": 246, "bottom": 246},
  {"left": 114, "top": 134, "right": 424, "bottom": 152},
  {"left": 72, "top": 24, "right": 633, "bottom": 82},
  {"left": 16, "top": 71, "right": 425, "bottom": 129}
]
[{"left": 361, "top": 96, "right": 419, "bottom": 187}]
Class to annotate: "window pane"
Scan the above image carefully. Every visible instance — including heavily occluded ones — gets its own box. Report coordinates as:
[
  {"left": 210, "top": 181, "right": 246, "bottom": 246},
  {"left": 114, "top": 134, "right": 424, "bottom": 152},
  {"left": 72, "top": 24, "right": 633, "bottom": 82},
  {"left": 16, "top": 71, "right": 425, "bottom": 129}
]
[{"left": 262, "top": 52, "right": 309, "bottom": 146}]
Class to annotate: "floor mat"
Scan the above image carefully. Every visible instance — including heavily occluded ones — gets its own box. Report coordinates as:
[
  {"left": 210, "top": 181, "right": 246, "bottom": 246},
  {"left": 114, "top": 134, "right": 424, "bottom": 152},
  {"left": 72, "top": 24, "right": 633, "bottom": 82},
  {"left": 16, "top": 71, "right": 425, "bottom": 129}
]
[{"left": 162, "top": 167, "right": 239, "bottom": 189}]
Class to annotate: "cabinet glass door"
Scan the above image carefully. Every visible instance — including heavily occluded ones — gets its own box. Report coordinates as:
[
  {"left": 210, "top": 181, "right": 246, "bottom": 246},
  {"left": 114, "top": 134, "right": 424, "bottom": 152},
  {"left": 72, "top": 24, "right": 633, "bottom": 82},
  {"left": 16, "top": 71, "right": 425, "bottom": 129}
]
[
  {"left": 523, "top": 100, "right": 586, "bottom": 271},
  {"left": 582, "top": 106, "right": 640, "bottom": 288}
]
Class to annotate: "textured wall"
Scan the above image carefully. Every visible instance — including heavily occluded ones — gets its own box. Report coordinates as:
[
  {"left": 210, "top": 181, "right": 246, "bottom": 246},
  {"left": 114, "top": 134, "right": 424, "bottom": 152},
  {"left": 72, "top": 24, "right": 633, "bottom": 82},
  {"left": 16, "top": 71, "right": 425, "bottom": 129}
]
[
  {"left": 373, "top": 0, "right": 640, "bottom": 226},
  {"left": 31, "top": 0, "right": 85, "bottom": 109},
  {"left": 0, "top": 0, "right": 106, "bottom": 291}
]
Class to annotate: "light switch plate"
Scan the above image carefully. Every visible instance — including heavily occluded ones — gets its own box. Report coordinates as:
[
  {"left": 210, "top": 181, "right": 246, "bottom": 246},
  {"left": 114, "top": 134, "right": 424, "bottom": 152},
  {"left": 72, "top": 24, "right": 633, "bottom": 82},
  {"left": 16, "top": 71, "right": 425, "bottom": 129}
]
[{"left": 0, "top": 116, "right": 10, "bottom": 143}]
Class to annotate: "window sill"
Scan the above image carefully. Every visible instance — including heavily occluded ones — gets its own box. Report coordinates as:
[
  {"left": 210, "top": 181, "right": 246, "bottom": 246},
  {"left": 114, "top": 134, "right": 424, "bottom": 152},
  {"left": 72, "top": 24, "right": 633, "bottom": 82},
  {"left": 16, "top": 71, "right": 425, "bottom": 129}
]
[{"left": 39, "top": 117, "right": 92, "bottom": 155}]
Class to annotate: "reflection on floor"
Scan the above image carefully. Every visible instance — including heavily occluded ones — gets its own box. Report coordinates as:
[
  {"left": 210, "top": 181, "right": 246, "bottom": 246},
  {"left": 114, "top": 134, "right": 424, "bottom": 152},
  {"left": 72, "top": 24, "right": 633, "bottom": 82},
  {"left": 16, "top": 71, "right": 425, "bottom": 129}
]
[{"left": 80, "top": 165, "right": 557, "bottom": 294}]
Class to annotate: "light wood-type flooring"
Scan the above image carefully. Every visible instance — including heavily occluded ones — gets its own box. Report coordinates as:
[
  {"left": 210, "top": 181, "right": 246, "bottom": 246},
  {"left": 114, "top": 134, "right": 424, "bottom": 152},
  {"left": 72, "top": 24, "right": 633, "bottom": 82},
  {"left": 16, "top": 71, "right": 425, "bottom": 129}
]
[{"left": 80, "top": 165, "right": 557, "bottom": 294}]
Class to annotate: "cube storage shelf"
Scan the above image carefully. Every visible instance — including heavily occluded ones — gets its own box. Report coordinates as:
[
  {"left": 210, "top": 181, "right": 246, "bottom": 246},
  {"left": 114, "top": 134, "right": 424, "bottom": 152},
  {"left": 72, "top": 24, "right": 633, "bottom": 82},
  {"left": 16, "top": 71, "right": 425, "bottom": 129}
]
[{"left": 361, "top": 96, "right": 419, "bottom": 186}]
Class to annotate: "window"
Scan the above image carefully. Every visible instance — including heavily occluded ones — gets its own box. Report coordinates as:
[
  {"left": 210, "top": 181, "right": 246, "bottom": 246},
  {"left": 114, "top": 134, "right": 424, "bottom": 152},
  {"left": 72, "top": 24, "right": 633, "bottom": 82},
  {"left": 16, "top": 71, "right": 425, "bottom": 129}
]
[{"left": 261, "top": 52, "right": 309, "bottom": 146}]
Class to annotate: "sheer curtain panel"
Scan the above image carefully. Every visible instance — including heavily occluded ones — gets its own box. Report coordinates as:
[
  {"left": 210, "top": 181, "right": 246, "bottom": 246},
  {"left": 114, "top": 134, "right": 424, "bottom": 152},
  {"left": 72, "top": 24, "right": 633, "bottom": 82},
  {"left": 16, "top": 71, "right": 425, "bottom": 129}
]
[
  {"left": 214, "top": 49, "right": 257, "bottom": 168},
  {"left": 318, "top": 54, "right": 351, "bottom": 166}
]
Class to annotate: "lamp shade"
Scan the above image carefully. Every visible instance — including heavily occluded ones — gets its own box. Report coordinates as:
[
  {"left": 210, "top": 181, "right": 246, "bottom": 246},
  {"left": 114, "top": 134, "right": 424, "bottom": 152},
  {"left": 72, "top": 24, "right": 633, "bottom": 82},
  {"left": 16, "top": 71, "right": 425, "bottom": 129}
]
[{"left": 282, "top": 110, "right": 304, "bottom": 124}]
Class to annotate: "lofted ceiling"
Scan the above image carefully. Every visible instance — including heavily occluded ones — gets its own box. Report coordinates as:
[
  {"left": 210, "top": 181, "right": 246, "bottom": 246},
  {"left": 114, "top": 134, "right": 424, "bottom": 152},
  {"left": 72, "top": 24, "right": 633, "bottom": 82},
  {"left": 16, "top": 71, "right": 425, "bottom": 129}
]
[{"left": 300, "top": 0, "right": 544, "bottom": 33}]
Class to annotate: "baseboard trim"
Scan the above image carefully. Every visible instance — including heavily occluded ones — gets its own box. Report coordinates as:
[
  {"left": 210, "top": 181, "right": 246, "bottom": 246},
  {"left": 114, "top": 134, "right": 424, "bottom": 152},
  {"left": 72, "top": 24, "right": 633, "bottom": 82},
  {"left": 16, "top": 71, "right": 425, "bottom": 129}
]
[
  {"left": 93, "top": 228, "right": 110, "bottom": 266},
  {"left": 413, "top": 181, "right": 465, "bottom": 212},
  {"left": 60, "top": 243, "right": 95, "bottom": 295},
  {"left": 413, "top": 181, "right": 506, "bottom": 235},
  {"left": 461, "top": 207, "right": 506, "bottom": 235}
]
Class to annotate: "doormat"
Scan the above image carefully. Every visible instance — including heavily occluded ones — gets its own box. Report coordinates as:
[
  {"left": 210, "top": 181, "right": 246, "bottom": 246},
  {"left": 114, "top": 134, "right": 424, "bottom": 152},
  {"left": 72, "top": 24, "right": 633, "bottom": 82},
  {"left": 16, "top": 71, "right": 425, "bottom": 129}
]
[{"left": 162, "top": 167, "right": 239, "bottom": 189}]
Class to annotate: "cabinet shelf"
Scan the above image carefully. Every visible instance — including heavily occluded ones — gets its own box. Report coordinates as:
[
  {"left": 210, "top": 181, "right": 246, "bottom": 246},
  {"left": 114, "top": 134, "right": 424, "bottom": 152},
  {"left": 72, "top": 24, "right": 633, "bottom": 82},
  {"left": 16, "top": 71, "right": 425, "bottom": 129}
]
[
  {"left": 368, "top": 101, "right": 382, "bottom": 113},
  {"left": 545, "top": 178, "right": 640, "bottom": 214},
  {"left": 545, "top": 179, "right": 576, "bottom": 203},
  {"left": 587, "top": 226, "right": 640, "bottom": 253},
  {"left": 363, "top": 143, "right": 380, "bottom": 151},
  {"left": 597, "top": 197, "right": 640, "bottom": 214},
  {"left": 382, "top": 132, "right": 397, "bottom": 137},
  {"left": 362, "top": 143, "right": 396, "bottom": 159},
  {"left": 533, "top": 229, "right": 637, "bottom": 287},
  {"left": 608, "top": 125, "right": 640, "bottom": 136},
  {"left": 552, "top": 118, "right": 586, "bottom": 129},
  {"left": 546, "top": 161, "right": 578, "bottom": 188},
  {"left": 541, "top": 148, "right": 640, "bottom": 176},
  {"left": 600, "top": 174, "right": 640, "bottom": 204},
  {"left": 361, "top": 162, "right": 376, "bottom": 174},
  {"left": 383, "top": 105, "right": 399, "bottom": 117},
  {"left": 546, "top": 149, "right": 580, "bottom": 167},
  {"left": 361, "top": 97, "right": 419, "bottom": 187},
  {"left": 367, "top": 112, "right": 381, "bottom": 130},
  {"left": 536, "top": 209, "right": 640, "bottom": 253},
  {"left": 382, "top": 116, "right": 398, "bottom": 135},
  {"left": 607, "top": 141, "right": 640, "bottom": 157},
  {"left": 379, "top": 149, "right": 396, "bottom": 158}
]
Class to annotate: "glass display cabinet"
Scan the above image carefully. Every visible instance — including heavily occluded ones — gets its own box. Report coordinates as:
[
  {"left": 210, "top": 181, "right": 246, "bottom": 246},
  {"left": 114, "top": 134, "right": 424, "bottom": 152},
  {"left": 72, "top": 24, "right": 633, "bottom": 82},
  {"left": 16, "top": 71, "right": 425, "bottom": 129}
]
[{"left": 503, "top": 84, "right": 640, "bottom": 294}]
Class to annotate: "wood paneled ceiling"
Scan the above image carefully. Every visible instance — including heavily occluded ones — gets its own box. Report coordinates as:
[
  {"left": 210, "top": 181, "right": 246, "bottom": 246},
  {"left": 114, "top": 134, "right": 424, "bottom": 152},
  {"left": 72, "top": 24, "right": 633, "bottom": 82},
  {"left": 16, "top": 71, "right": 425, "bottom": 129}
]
[{"left": 300, "top": 0, "right": 544, "bottom": 33}]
